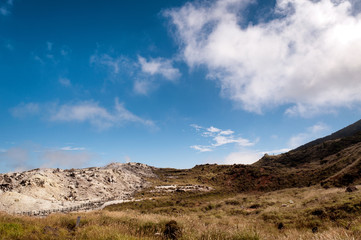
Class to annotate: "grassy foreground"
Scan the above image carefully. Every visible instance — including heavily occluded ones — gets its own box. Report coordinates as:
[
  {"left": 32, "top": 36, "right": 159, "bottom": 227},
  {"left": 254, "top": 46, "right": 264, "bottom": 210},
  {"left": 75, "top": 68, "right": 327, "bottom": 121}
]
[{"left": 1, "top": 185, "right": 361, "bottom": 239}]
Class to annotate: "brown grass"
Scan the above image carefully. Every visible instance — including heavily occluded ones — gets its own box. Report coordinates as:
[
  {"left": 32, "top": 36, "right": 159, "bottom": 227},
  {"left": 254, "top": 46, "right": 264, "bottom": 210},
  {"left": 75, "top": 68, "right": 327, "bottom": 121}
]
[{"left": 0, "top": 185, "right": 360, "bottom": 239}]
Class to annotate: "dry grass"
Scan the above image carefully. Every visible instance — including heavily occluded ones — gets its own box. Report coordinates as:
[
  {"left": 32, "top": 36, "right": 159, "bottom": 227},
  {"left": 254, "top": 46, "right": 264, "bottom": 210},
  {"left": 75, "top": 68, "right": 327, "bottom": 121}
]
[{"left": 1, "top": 185, "right": 360, "bottom": 239}]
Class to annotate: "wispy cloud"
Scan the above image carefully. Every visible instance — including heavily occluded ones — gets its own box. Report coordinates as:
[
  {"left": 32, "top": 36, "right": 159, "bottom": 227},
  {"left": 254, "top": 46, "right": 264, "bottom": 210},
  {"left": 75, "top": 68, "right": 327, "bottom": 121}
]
[
  {"left": 288, "top": 122, "right": 329, "bottom": 148},
  {"left": 11, "top": 98, "right": 155, "bottom": 130},
  {"left": 50, "top": 98, "right": 155, "bottom": 130},
  {"left": 190, "top": 145, "right": 213, "bottom": 152},
  {"left": 60, "top": 146, "right": 86, "bottom": 151},
  {"left": 0, "top": 147, "right": 31, "bottom": 172},
  {"left": 167, "top": 0, "right": 361, "bottom": 116},
  {"left": 90, "top": 53, "right": 131, "bottom": 81},
  {"left": 190, "top": 124, "right": 254, "bottom": 152},
  {"left": 58, "top": 77, "right": 72, "bottom": 87},
  {"left": 33, "top": 42, "right": 71, "bottom": 65},
  {"left": 0, "top": 144, "right": 96, "bottom": 172},
  {"left": 10, "top": 102, "right": 40, "bottom": 118},
  {"left": 0, "top": 0, "right": 14, "bottom": 16},
  {"left": 90, "top": 51, "right": 180, "bottom": 95},
  {"left": 40, "top": 150, "right": 93, "bottom": 169}
]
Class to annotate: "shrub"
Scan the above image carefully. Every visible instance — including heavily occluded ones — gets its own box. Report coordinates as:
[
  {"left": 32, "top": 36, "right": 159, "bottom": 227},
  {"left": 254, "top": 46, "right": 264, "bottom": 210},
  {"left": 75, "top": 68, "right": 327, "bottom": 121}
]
[{"left": 163, "top": 220, "right": 181, "bottom": 240}]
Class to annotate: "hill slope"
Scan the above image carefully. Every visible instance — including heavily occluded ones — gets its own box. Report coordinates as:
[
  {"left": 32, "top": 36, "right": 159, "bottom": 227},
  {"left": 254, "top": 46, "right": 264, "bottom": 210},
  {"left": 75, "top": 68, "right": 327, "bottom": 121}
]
[{"left": 152, "top": 119, "right": 361, "bottom": 192}]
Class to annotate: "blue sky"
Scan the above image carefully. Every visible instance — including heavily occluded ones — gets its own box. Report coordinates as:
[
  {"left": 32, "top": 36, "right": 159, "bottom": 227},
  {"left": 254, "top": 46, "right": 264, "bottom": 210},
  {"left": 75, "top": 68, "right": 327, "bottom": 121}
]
[{"left": 1, "top": 0, "right": 361, "bottom": 172}]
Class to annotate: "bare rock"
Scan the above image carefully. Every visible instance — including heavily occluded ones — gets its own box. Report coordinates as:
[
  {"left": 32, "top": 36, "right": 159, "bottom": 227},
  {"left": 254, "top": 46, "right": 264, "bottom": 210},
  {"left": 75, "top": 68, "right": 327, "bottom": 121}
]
[{"left": 0, "top": 162, "right": 156, "bottom": 214}]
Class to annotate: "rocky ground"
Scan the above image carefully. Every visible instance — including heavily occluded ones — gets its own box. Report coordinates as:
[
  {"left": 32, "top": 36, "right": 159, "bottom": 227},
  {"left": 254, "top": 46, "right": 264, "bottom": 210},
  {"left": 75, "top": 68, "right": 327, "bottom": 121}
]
[{"left": 0, "top": 162, "right": 155, "bottom": 214}]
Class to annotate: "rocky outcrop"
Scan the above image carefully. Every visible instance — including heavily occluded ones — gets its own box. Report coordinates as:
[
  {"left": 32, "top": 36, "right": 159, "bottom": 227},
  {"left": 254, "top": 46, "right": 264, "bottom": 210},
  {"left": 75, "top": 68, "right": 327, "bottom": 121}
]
[{"left": 0, "top": 162, "right": 155, "bottom": 214}]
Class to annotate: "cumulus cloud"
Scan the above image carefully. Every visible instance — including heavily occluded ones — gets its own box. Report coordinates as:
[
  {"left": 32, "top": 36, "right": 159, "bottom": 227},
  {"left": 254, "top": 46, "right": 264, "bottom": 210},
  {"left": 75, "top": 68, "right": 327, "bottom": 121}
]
[
  {"left": 11, "top": 98, "right": 155, "bottom": 130},
  {"left": 190, "top": 124, "right": 254, "bottom": 152},
  {"left": 288, "top": 122, "right": 329, "bottom": 148},
  {"left": 167, "top": 0, "right": 361, "bottom": 116}
]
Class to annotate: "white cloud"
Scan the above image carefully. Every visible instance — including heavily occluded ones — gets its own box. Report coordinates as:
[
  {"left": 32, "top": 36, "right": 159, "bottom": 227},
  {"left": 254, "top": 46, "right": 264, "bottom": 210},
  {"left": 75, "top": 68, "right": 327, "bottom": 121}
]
[
  {"left": 206, "top": 126, "right": 221, "bottom": 133},
  {"left": 41, "top": 150, "right": 93, "bottom": 169},
  {"left": 138, "top": 56, "right": 181, "bottom": 81},
  {"left": 50, "top": 98, "right": 155, "bottom": 130},
  {"left": 10, "top": 103, "right": 40, "bottom": 118},
  {"left": 0, "top": 144, "right": 97, "bottom": 172},
  {"left": 223, "top": 151, "right": 263, "bottom": 165},
  {"left": 222, "top": 147, "right": 292, "bottom": 165},
  {"left": 11, "top": 99, "right": 155, "bottom": 130},
  {"left": 191, "top": 145, "right": 213, "bottom": 152},
  {"left": 167, "top": 0, "right": 361, "bottom": 116},
  {"left": 190, "top": 124, "right": 254, "bottom": 152},
  {"left": 0, "top": 147, "right": 31, "bottom": 172},
  {"left": 60, "top": 146, "right": 86, "bottom": 151},
  {"left": 212, "top": 135, "right": 253, "bottom": 147},
  {"left": 190, "top": 124, "right": 202, "bottom": 131},
  {"left": 90, "top": 51, "right": 180, "bottom": 95},
  {"left": 59, "top": 77, "right": 71, "bottom": 87},
  {"left": 261, "top": 148, "right": 292, "bottom": 155},
  {"left": 288, "top": 122, "right": 329, "bottom": 148}
]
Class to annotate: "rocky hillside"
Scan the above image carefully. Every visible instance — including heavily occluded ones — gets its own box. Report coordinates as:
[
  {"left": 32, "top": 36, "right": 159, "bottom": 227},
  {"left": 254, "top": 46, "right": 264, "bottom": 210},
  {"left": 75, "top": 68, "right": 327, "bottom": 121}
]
[{"left": 0, "top": 162, "right": 155, "bottom": 214}]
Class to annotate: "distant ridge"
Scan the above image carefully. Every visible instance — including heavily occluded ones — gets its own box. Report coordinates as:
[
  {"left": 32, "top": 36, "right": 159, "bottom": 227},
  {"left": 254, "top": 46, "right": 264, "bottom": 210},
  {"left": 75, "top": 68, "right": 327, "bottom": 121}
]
[{"left": 297, "top": 119, "right": 361, "bottom": 150}]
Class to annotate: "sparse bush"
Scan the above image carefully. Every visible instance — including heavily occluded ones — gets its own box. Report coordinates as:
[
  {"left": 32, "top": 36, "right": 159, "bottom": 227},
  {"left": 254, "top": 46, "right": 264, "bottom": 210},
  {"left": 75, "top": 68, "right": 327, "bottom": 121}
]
[{"left": 163, "top": 220, "right": 181, "bottom": 240}]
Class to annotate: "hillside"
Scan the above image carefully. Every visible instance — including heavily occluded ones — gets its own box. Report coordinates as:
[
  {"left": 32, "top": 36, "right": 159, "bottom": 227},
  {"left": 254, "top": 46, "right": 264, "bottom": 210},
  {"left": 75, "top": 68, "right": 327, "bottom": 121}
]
[
  {"left": 0, "top": 162, "right": 155, "bottom": 214},
  {"left": 150, "top": 119, "right": 361, "bottom": 192}
]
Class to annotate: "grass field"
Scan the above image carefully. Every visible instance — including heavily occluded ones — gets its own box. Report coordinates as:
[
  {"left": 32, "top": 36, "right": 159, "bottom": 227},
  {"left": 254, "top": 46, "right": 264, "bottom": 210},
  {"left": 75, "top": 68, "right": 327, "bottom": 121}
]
[{"left": 1, "top": 185, "right": 360, "bottom": 239}]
